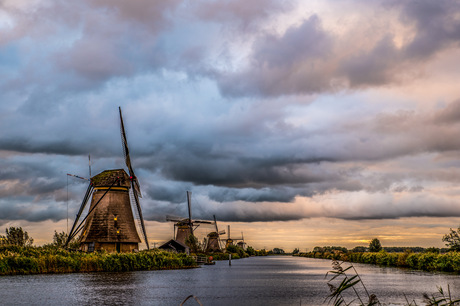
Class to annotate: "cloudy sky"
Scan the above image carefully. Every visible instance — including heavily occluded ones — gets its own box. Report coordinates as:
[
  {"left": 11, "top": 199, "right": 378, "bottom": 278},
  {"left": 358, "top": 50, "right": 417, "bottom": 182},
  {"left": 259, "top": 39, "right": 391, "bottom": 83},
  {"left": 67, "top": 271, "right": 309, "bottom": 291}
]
[{"left": 1, "top": 0, "right": 460, "bottom": 250}]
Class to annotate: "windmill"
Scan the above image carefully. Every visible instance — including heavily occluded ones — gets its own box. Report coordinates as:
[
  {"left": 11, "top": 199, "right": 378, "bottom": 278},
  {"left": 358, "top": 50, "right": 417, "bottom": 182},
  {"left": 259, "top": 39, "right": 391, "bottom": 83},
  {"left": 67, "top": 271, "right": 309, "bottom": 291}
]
[
  {"left": 236, "top": 232, "right": 247, "bottom": 250},
  {"left": 225, "top": 225, "right": 244, "bottom": 250},
  {"left": 205, "top": 215, "right": 226, "bottom": 253},
  {"left": 166, "top": 191, "right": 212, "bottom": 246},
  {"left": 65, "top": 107, "right": 150, "bottom": 252}
]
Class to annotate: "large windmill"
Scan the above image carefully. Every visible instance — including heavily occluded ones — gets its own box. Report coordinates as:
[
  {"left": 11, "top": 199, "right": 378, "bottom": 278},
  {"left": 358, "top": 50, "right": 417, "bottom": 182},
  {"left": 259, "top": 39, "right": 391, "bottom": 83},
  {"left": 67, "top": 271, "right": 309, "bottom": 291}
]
[
  {"left": 166, "top": 191, "right": 212, "bottom": 245},
  {"left": 65, "top": 107, "right": 149, "bottom": 252},
  {"left": 205, "top": 215, "right": 226, "bottom": 253}
]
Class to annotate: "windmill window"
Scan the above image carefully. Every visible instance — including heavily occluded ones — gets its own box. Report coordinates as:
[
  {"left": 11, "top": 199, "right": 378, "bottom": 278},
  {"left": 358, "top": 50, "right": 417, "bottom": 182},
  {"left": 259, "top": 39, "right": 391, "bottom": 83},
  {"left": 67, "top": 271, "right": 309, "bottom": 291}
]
[
  {"left": 117, "top": 230, "right": 120, "bottom": 234},
  {"left": 114, "top": 216, "right": 117, "bottom": 221}
]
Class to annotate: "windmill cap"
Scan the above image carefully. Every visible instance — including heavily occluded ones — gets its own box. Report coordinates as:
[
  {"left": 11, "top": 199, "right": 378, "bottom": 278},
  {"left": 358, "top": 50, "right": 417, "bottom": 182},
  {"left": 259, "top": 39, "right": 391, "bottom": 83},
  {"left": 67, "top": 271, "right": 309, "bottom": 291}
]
[{"left": 91, "top": 169, "right": 131, "bottom": 188}]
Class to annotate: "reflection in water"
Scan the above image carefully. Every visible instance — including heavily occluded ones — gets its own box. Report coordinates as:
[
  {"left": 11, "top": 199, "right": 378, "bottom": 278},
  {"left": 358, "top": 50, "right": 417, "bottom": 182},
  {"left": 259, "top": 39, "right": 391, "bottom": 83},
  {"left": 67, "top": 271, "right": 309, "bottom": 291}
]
[
  {"left": 1, "top": 256, "right": 459, "bottom": 305},
  {"left": 75, "top": 272, "right": 144, "bottom": 305}
]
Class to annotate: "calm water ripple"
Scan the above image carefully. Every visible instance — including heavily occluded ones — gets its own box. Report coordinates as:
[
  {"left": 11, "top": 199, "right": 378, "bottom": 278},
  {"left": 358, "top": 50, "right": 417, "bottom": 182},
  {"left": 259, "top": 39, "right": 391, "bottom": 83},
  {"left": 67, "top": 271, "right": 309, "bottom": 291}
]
[{"left": 1, "top": 256, "right": 459, "bottom": 305}]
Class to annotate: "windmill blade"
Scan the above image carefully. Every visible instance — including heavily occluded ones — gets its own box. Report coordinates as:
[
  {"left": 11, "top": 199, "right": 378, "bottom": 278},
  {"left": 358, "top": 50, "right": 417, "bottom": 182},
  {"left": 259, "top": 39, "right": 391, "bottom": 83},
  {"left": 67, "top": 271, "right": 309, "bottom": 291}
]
[
  {"left": 186, "top": 191, "right": 192, "bottom": 222},
  {"left": 166, "top": 215, "right": 183, "bottom": 223},
  {"left": 213, "top": 215, "right": 219, "bottom": 233},
  {"left": 131, "top": 180, "right": 149, "bottom": 250},
  {"left": 119, "top": 107, "right": 148, "bottom": 249},
  {"left": 192, "top": 220, "right": 213, "bottom": 224},
  {"left": 218, "top": 230, "right": 226, "bottom": 235},
  {"left": 185, "top": 191, "right": 194, "bottom": 236},
  {"left": 119, "top": 106, "right": 142, "bottom": 198},
  {"left": 65, "top": 182, "right": 93, "bottom": 247},
  {"left": 67, "top": 173, "right": 90, "bottom": 181}
]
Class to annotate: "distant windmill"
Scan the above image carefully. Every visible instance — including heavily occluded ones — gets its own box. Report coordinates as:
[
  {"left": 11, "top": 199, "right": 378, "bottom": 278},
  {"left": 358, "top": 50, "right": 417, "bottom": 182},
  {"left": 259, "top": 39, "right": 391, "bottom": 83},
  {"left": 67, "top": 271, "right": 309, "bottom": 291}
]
[
  {"left": 205, "top": 215, "right": 226, "bottom": 253},
  {"left": 166, "top": 191, "right": 212, "bottom": 245},
  {"left": 65, "top": 107, "right": 150, "bottom": 252},
  {"left": 236, "top": 232, "right": 247, "bottom": 250},
  {"left": 225, "top": 225, "right": 244, "bottom": 249}
]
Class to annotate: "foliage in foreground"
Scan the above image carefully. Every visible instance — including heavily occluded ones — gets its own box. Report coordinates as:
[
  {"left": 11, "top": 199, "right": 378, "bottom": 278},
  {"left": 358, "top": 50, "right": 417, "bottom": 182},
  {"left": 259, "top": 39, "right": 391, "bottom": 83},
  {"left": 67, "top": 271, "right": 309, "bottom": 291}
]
[
  {"left": 0, "top": 245, "right": 197, "bottom": 275},
  {"left": 299, "top": 250, "right": 460, "bottom": 273},
  {"left": 326, "top": 260, "right": 460, "bottom": 306}
]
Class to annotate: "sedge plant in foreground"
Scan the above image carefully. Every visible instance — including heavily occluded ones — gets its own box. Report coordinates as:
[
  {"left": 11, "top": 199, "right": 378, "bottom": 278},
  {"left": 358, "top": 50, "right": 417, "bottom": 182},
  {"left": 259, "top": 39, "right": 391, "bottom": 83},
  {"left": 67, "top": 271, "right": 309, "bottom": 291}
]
[{"left": 326, "top": 260, "right": 459, "bottom": 306}]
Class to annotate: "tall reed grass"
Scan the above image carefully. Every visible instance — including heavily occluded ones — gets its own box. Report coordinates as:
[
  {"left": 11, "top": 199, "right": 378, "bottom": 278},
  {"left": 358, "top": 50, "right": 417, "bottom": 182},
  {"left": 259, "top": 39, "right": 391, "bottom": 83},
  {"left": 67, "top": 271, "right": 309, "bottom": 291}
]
[
  {"left": 326, "top": 260, "right": 460, "bottom": 306},
  {"left": 299, "top": 250, "right": 460, "bottom": 273},
  {"left": 0, "top": 245, "right": 197, "bottom": 275}
]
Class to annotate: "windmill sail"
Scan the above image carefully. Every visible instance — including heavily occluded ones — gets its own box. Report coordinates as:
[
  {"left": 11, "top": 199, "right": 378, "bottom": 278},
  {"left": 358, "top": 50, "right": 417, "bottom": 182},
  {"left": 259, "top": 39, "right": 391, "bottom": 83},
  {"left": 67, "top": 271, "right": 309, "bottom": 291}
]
[{"left": 119, "top": 107, "right": 150, "bottom": 250}]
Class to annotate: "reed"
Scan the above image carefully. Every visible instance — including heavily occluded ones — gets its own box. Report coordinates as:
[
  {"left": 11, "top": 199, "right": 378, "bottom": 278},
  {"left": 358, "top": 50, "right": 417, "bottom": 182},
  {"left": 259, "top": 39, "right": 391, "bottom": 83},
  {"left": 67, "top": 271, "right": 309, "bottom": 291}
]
[
  {"left": 300, "top": 249, "right": 460, "bottom": 273},
  {"left": 326, "top": 260, "right": 460, "bottom": 306},
  {"left": 0, "top": 245, "right": 197, "bottom": 275}
]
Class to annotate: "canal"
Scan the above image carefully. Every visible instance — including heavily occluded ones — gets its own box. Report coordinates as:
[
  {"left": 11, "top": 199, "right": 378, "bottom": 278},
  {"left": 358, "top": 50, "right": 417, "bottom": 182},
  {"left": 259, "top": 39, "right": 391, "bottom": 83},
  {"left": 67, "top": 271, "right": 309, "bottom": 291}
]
[{"left": 1, "top": 256, "right": 459, "bottom": 305}]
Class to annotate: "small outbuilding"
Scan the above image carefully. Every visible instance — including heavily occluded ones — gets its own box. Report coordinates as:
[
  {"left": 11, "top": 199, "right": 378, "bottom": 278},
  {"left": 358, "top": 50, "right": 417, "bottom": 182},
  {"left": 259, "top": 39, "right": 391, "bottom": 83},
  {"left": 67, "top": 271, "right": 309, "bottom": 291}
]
[{"left": 158, "top": 239, "right": 190, "bottom": 255}]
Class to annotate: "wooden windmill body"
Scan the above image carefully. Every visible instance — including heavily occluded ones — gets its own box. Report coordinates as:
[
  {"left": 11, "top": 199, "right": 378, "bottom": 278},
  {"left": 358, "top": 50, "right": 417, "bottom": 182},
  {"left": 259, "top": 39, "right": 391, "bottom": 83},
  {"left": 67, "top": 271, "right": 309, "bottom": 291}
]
[
  {"left": 79, "top": 169, "right": 141, "bottom": 252},
  {"left": 65, "top": 108, "right": 150, "bottom": 252}
]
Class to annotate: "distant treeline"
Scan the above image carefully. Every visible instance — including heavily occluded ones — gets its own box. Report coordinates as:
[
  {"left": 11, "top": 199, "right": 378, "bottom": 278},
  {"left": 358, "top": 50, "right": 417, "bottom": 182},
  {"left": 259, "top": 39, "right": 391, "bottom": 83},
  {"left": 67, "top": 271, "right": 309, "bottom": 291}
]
[
  {"left": 297, "top": 247, "right": 460, "bottom": 273},
  {"left": 0, "top": 245, "right": 197, "bottom": 275}
]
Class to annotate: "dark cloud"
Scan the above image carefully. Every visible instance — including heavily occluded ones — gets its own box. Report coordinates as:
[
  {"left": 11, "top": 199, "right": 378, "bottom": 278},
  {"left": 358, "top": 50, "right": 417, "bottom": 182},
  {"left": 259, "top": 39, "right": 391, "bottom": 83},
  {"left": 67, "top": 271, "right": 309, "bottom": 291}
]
[
  {"left": 218, "top": 15, "right": 334, "bottom": 97},
  {"left": 194, "top": 0, "right": 294, "bottom": 30},
  {"left": 207, "top": 186, "right": 308, "bottom": 203},
  {"left": 215, "top": 0, "right": 460, "bottom": 97},
  {"left": 433, "top": 99, "right": 460, "bottom": 125},
  {"left": 0, "top": 199, "right": 66, "bottom": 223},
  {"left": 339, "top": 36, "right": 400, "bottom": 87},
  {"left": 1, "top": 0, "right": 460, "bottom": 228},
  {"left": 398, "top": 0, "right": 460, "bottom": 59}
]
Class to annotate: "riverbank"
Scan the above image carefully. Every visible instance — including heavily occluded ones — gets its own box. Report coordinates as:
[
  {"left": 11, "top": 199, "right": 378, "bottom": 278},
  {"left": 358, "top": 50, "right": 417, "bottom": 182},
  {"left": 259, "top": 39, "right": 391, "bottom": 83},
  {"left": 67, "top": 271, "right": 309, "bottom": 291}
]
[
  {"left": 297, "top": 250, "right": 460, "bottom": 273},
  {"left": 0, "top": 245, "right": 197, "bottom": 275}
]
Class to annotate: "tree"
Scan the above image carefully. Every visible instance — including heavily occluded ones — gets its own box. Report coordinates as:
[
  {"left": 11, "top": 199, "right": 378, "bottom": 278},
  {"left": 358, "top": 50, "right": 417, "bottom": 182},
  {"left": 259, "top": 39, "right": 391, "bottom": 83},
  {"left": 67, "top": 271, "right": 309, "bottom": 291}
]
[
  {"left": 226, "top": 244, "right": 239, "bottom": 253},
  {"left": 292, "top": 248, "right": 300, "bottom": 254},
  {"left": 442, "top": 226, "right": 460, "bottom": 251},
  {"left": 44, "top": 231, "right": 79, "bottom": 249},
  {"left": 1, "top": 227, "right": 34, "bottom": 247},
  {"left": 352, "top": 246, "right": 367, "bottom": 253},
  {"left": 424, "top": 247, "right": 440, "bottom": 254},
  {"left": 313, "top": 246, "right": 324, "bottom": 253},
  {"left": 369, "top": 238, "right": 382, "bottom": 252},
  {"left": 52, "top": 231, "right": 67, "bottom": 247},
  {"left": 246, "top": 246, "right": 256, "bottom": 256},
  {"left": 272, "top": 248, "right": 285, "bottom": 254},
  {"left": 185, "top": 234, "right": 200, "bottom": 254}
]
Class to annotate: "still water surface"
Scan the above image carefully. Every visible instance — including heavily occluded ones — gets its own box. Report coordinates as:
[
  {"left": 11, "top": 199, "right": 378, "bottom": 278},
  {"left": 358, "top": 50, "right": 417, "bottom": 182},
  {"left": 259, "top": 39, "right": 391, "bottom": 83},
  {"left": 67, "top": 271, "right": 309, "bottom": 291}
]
[{"left": 1, "top": 256, "right": 460, "bottom": 305}]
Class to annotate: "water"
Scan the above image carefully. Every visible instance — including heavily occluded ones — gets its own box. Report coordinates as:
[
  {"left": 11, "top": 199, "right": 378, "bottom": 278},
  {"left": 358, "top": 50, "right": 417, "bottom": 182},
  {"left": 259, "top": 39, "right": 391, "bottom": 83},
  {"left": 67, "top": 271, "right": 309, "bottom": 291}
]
[{"left": 1, "top": 256, "right": 459, "bottom": 305}]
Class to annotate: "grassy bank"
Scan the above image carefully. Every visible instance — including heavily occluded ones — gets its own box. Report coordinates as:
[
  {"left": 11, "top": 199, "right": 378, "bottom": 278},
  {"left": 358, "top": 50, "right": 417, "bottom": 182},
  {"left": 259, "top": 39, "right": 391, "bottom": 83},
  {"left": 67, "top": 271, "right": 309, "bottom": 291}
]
[
  {"left": 297, "top": 250, "right": 460, "bottom": 273},
  {"left": 0, "top": 245, "right": 197, "bottom": 275}
]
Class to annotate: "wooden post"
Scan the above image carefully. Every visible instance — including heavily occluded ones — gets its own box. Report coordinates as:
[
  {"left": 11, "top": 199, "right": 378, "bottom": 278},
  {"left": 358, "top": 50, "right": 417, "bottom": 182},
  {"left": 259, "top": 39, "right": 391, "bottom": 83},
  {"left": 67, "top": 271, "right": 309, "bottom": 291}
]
[{"left": 229, "top": 253, "right": 232, "bottom": 266}]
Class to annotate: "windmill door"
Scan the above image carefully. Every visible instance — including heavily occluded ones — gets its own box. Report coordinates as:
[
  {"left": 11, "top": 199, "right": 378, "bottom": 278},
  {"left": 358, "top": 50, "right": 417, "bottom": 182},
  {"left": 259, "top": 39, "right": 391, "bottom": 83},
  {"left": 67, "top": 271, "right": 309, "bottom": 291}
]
[{"left": 116, "top": 242, "right": 121, "bottom": 253}]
